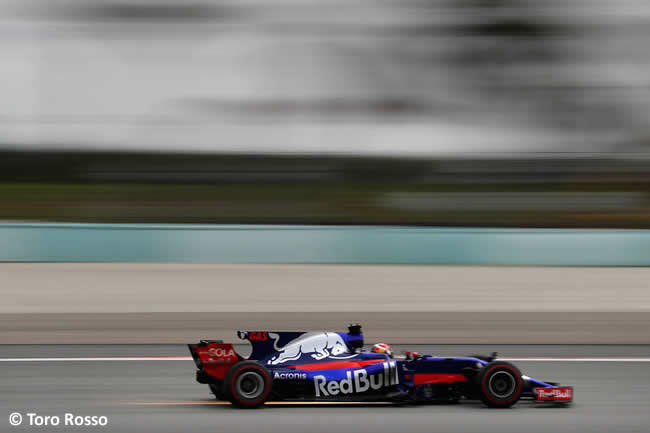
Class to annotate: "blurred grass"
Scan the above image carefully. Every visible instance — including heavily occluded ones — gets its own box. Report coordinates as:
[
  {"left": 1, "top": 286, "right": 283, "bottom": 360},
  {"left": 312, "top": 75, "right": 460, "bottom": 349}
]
[{"left": 1, "top": 182, "right": 648, "bottom": 227}]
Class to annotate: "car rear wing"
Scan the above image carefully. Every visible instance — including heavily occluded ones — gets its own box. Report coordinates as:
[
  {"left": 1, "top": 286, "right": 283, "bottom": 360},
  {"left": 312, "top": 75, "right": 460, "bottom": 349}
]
[{"left": 188, "top": 340, "right": 243, "bottom": 380}]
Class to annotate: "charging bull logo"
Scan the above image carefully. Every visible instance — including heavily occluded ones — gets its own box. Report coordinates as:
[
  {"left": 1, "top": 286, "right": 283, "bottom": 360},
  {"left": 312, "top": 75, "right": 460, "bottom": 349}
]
[
  {"left": 314, "top": 361, "right": 398, "bottom": 396},
  {"left": 267, "top": 332, "right": 352, "bottom": 365}
]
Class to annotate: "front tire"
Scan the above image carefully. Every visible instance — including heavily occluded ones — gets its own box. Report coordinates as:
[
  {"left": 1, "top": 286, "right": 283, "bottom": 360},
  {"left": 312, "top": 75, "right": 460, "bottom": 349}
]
[
  {"left": 223, "top": 361, "right": 272, "bottom": 408},
  {"left": 478, "top": 361, "right": 523, "bottom": 408}
]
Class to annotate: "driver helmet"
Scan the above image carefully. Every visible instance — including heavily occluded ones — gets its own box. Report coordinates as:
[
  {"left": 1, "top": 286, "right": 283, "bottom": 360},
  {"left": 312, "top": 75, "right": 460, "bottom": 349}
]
[
  {"left": 405, "top": 351, "right": 420, "bottom": 361},
  {"left": 371, "top": 343, "right": 393, "bottom": 357}
]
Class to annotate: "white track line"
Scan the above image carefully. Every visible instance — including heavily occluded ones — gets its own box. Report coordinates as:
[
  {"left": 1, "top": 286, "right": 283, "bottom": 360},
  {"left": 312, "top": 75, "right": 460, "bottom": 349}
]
[
  {"left": 1, "top": 356, "right": 649, "bottom": 362},
  {"left": 502, "top": 357, "right": 650, "bottom": 362}
]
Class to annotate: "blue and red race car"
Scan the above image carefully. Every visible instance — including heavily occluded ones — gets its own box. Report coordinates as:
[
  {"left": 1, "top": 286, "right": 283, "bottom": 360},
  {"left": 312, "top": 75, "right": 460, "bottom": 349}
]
[{"left": 188, "top": 324, "right": 573, "bottom": 408}]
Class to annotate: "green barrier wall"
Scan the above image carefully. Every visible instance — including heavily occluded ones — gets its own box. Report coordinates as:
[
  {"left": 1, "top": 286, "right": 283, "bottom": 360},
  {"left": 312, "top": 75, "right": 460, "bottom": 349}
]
[{"left": 0, "top": 223, "right": 647, "bottom": 265}]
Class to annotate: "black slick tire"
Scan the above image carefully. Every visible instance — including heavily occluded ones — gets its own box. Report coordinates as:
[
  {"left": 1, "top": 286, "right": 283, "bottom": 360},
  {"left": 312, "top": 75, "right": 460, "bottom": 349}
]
[
  {"left": 478, "top": 361, "right": 523, "bottom": 408},
  {"left": 223, "top": 361, "right": 272, "bottom": 408}
]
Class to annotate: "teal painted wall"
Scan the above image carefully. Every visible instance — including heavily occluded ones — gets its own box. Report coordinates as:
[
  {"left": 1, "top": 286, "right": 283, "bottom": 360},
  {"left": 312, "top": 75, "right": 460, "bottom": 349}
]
[{"left": 0, "top": 223, "right": 647, "bottom": 265}]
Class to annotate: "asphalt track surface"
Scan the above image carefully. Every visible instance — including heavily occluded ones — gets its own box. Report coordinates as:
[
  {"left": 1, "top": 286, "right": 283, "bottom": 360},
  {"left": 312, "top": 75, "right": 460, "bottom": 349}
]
[
  {"left": 2, "top": 345, "right": 649, "bottom": 433},
  {"left": 3, "top": 264, "right": 650, "bottom": 344}
]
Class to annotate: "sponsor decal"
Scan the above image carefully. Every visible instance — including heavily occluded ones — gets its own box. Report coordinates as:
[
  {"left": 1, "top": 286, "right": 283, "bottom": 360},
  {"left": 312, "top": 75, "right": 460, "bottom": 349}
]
[
  {"left": 314, "top": 361, "right": 398, "bottom": 397},
  {"left": 203, "top": 345, "right": 239, "bottom": 365},
  {"left": 238, "top": 331, "right": 268, "bottom": 341},
  {"left": 268, "top": 332, "right": 354, "bottom": 365},
  {"left": 208, "top": 347, "right": 236, "bottom": 358},
  {"left": 249, "top": 332, "right": 268, "bottom": 341},
  {"left": 273, "top": 372, "right": 308, "bottom": 380},
  {"left": 536, "top": 387, "right": 573, "bottom": 401}
]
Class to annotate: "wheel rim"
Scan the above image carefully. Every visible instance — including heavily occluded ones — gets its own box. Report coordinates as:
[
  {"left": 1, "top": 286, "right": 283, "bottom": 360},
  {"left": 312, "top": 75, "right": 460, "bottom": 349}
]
[
  {"left": 488, "top": 371, "right": 516, "bottom": 398},
  {"left": 235, "top": 371, "right": 265, "bottom": 399}
]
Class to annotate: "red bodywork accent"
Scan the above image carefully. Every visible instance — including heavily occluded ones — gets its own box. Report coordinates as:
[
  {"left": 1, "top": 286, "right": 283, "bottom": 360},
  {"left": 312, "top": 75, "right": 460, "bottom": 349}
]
[
  {"left": 193, "top": 343, "right": 240, "bottom": 380},
  {"left": 414, "top": 373, "right": 469, "bottom": 385},
  {"left": 286, "top": 359, "right": 385, "bottom": 371},
  {"left": 536, "top": 387, "right": 573, "bottom": 401}
]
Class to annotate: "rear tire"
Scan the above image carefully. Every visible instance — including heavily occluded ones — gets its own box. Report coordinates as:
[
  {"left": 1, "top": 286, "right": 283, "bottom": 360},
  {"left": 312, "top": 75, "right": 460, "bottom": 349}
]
[
  {"left": 478, "top": 361, "right": 523, "bottom": 408},
  {"left": 223, "top": 361, "right": 272, "bottom": 408}
]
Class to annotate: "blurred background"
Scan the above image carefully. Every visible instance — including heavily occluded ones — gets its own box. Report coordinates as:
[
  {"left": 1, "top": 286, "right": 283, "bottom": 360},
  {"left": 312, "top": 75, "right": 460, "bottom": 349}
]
[
  {"left": 1, "top": 4, "right": 649, "bottom": 432},
  {"left": 1, "top": 0, "right": 649, "bottom": 227}
]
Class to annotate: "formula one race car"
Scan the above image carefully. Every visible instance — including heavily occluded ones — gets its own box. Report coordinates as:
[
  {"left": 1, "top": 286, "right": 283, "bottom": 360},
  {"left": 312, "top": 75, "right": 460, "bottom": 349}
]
[{"left": 188, "top": 324, "right": 573, "bottom": 408}]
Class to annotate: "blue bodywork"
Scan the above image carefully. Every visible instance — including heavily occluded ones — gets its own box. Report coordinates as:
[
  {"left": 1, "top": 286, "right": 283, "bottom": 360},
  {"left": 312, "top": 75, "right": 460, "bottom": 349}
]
[{"left": 229, "top": 327, "right": 559, "bottom": 402}]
